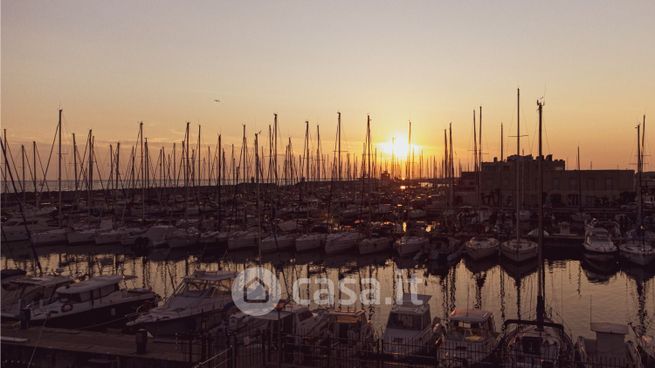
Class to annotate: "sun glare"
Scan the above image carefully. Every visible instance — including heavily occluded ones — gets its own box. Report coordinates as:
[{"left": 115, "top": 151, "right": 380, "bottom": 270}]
[{"left": 378, "top": 139, "right": 421, "bottom": 160}]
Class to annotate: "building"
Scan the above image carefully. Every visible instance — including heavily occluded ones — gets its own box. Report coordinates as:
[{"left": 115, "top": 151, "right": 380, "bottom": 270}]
[{"left": 456, "top": 155, "right": 634, "bottom": 208}]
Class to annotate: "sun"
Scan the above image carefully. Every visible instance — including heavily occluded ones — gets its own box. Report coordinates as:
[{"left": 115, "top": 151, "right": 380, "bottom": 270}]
[{"left": 378, "top": 138, "right": 421, "bottom": 160}]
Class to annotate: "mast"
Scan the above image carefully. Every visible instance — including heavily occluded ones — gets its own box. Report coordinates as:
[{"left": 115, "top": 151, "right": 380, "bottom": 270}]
[
  {"left": 140, "top": 122, "right": 145, "bottom": 221},
  {"left": 407, "top": 121, "right": 412, "bottom": 180},
  {"left": 501, "top": 122, "right": 504, "bottom": 161},
  {"left": 637, "top": 123, "right": 643, "bottom": 233},
  {"left": 515, "top": 88, "right": 520, "bottom": 241},
  {"left": 337, "top": 112, "right": 342, "bottom": 182},
  {"left": 536, "top": 99, "right": 545, "bottom": 329},
  {"left": 274, "top": 113, "right": 278, "bottom": 184},
  {"left": 479, "top": 106, "right": 483, "bottom": 206},
  {"left": 88, "top": 131, "right": 94, "bottom": 212},
  {"left": 32, "top": 141, "right": 37, "bottom": 208},
  {"left": 57, "top": 109, "right": 62, "bottom": 227}
]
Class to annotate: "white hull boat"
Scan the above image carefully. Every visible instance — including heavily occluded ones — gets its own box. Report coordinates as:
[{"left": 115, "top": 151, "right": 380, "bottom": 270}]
[
  {"left": 465, "top": 237, "right": 499, "bottom": 260},
  {"left": 325, "top": 232, "right": 362, "bottom": 255},
  {"left": 500, "top": 238, "right": 538, "bottom": 262},
  {"left": 394, "top": 235, "right": 428, "bottom": 257}
]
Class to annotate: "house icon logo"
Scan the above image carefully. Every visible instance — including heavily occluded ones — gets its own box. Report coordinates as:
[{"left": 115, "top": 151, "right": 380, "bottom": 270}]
[{"left": 232, "top": 267, "right": 281, "bottom": 316}]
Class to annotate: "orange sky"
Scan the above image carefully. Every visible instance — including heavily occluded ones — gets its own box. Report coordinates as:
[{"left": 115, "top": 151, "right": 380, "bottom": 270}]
[{"left": 2, "top": 0, "right": 654, "bottom": 174}]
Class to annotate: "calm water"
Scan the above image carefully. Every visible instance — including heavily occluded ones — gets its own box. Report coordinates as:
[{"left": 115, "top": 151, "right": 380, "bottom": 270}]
[{"left": 2, "top": 243, "right": 653, "bottom": 340}]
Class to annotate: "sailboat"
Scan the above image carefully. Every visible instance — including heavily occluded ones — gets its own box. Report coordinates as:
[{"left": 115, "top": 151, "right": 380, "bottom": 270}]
[
  {"left": 500, "top": 89, "right": 538, "bottom": 263},
  {"left": 466, "top": 107, "right": 501, "bottom": 261},
  {"left": 500, "top": 99, "right": 575, "bottom": 367},
  {"left": 619, "top": 117, "right": 655, "bottom": 266}
]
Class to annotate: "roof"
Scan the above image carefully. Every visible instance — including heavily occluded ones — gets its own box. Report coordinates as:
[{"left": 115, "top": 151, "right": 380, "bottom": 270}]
[
  {"left": 590, "top": 322, "right": 628, "bottom": 335},
  {"left": 450, "top": 308, "right": 493, "bottom": 323},
  {"left": 11, "top": 275, "right": 72, "bottom": 287},
  {"left": 391, "top": 294, "right": 431, "bottom": 314},
  {"left": 184, "top": 270, "right": 236, "bottom": 282},
  {"left": 56, "top": 275, "right": 123, "bottom": 294}
]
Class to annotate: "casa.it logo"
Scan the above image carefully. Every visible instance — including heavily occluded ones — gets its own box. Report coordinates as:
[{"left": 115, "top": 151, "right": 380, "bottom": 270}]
[{"left": 231, "top": 267, "right": 281, "bottom": 316}]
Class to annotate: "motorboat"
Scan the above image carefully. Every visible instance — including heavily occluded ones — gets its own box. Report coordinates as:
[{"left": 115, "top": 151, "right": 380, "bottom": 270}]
[
  {"left": 325, "top": 309, "right": 376, "bottom": 352},
  {"left": 260, "top": 233, "right": 297, "bottom": 253},
  {"left": 583, "top": 226, "right": 617, "bottom": 255},
  {"left": 500, "top": 238, "right": 538, "bottom": 263},
  {"left": 295, "top": 233, "right": 326, "bottom": 252},
  {"left": 465, "top": 236, "right": 499, "bottom": 261},
  {"left": 127, "top": 270, "right": 235, "bottom": 336},
  {"left": 254, "top": 301, "right": 328, "bottom": 340},
  {"left": 29, "top": 275, "right": 159, "bottom": 329},
  {"left": 382, "top": 294, "right": 441, "bottom": 356},
  {"left": 437, "top": 308, "right": 500, "bottom": 366},
  {"left": 394, "top": 235, "right": 428, "bottom": 257},
  {"left": 576, "top": 322, "right": 642, "bottom": 367},
  {"left": 325, "top": 231, "right": 362, "bottom": 255},
  {"left": 1, "top": 275, "right": 74, "bottom": 320}
]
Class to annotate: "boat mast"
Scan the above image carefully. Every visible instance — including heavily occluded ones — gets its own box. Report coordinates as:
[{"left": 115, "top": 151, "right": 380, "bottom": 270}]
[
  {"left": 337, "top": 112, "right": 342, "bottom": 182},
  {"left": 57, "top": 109, "right": 63, "bottom": 227},
  {"left": 515, "top": 89, "right": 520, "bottom": 241},
  {"left": 479, "top": 106, "right": 483, "bottom": 206},
  {"left": 637, "top": 122, "right": 643, "bottom": 238},
  {"left": 537, "top": 99, "right": 545, "bottom": 329}
]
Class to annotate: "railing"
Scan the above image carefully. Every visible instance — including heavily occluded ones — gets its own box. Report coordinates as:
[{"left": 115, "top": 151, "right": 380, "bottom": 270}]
[{"left": 185, "top": 326, "right": 640, "bottom": 368}]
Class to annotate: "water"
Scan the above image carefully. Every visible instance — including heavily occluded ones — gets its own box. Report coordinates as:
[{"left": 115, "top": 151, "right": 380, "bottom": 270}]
[{"left": 2, "top": 243, "right": 653, "bottom": 340}]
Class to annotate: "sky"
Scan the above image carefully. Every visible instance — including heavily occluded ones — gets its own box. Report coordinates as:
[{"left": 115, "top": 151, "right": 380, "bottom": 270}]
[{"left": 2, "top": 0, "right": 655, "bottom": 175}]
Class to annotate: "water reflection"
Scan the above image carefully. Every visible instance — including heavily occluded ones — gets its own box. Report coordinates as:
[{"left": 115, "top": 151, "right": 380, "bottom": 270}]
[{"left": 1, "top": 242, "right": 653, "bottom": 339}]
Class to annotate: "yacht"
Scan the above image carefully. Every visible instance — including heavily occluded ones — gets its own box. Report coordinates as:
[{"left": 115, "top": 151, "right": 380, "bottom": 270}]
[
  {"left": 576, "top": 322, "right": 642, "bottom": 367},
  {"left": 1, "top": 275, "right": 74, "bottom": 320},
  {"left": 325, "top": 231, "right": 362, "bottom": 255},
  {"left": 500, "top": 238, "right": 538, "bottom": 263},
  {"left": 437, "top": 308, "right": 500, "bottom": 366},
  {"left": 382, "top": 294, "right": 441, "bottom": 356},
  {"left": 127, "top": 270, "right": 235, "bottom": 336},
  {"left": 67, "top": 219, "right": 113, "bottom": 245},
  {"left": 583, "top": 225, "right": 617, "bottom": 255},
  {"left": 295, "top": 233, "right": 326, "bottom": 252},
  {"left": 326, "top": 309, "right": 376, "bottom": 351},
  {"left": 255, "top": 301, "right": 328, "bottom": 340},
  {"left": 501, "top": 97, "right": 575, "bottom": 368},
  {"left": 619, "top": 237, "right": 655, "bottom": 266},
  {"left": 465, "top": 236, "right": 499, "bottom": 261},
  {"left": 394, "top": 235, "right": 428, "bottom": 257},
  {"left": 29, "top": 275, "right": 159, "bottom": 329}
]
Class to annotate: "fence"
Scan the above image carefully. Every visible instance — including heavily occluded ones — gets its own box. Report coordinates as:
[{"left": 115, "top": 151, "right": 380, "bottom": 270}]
[{"left": 180, "top": 326, "right": 639, "bottom": 368}]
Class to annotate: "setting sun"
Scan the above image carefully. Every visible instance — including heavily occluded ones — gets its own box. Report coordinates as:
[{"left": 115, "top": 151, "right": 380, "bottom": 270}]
[{"left": 378, "top": 138, "right": 421, "bottom": 160}]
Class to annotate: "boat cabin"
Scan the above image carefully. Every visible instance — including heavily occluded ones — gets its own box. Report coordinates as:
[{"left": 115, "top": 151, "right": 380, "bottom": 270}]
[
  {"left": 386, "top": 294, "right": 433, "bottom": 332},
  {"left": 446, "top": 308, "right": 497, "bottom": 340},
  {"left": 55, "top": 275, "right": 123, "bottom": 304},
  {"left": 172, "top": 270, "right": 235, "bottom": 299},
  {"left": 327, "top": 309, "right": 372, "bottom": 341}
]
